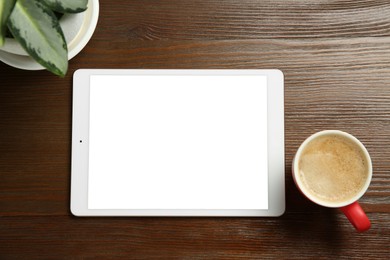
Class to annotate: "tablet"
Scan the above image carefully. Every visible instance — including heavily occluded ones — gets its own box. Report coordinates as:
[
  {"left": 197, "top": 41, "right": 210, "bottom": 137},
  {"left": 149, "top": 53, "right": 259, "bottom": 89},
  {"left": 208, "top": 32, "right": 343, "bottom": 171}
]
[{"left": 71, "top": 69, "right": 284, "bottom": 216}]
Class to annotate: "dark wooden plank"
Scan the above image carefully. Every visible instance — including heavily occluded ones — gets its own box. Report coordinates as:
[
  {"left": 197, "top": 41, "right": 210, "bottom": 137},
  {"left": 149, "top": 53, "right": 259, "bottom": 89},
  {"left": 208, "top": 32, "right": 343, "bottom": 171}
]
[
  {"left": 0, "top": 213, "right": 389, "bottom": 259},
  {"left": 0, "top": 72, "right": 72, "bottom": 216},
  {"left": 97, "top": 0, "right": 390, "bottom": 40}
]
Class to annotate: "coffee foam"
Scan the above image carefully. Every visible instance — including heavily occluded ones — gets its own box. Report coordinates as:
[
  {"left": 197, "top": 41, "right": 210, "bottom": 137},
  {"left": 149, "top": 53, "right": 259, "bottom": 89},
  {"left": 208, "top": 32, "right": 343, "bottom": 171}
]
[{"left": 298, "top": 134, "right": 368, "bottom": 204}]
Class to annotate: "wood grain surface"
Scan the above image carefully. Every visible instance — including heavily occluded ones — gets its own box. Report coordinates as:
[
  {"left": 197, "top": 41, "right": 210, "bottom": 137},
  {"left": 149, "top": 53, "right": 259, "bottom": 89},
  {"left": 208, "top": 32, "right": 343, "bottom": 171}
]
[{"left": 0, "top": 0, "right": 389, "bottom": 258}]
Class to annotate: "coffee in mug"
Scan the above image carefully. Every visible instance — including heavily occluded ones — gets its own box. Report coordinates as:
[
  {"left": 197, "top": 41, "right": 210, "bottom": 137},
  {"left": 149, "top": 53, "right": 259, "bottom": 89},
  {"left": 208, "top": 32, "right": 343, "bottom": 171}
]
[
  {"left": 292, "top": 130, "right": 372, "bottom": 232},
  {"left": 298, "top": 134, "right": 369, "bottom": 205}
]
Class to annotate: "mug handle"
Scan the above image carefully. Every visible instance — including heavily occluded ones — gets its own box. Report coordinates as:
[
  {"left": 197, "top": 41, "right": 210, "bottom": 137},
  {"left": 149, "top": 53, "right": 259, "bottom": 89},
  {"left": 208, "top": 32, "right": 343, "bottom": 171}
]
[{"left": 340, "top": 201, "right": 371, "bottom": 232}]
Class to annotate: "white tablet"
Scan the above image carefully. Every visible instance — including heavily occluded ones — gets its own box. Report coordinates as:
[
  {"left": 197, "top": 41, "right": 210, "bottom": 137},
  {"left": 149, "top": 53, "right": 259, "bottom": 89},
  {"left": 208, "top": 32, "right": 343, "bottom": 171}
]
[{"left": 71, "top": 69, "right": 284, "bottom": 216}]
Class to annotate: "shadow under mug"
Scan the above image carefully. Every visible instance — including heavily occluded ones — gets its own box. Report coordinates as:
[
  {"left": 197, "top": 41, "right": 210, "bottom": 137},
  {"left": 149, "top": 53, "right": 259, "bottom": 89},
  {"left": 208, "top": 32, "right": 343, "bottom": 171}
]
[{"left": 292, "top": 130, "right": 372, "bottom": 232}]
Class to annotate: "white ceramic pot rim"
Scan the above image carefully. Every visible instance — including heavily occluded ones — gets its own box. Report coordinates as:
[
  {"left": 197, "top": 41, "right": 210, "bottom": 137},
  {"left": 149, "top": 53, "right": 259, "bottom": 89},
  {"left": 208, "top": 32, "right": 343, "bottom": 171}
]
[{"left": 292, "top": 130, "right": 372, "bottom": 208}]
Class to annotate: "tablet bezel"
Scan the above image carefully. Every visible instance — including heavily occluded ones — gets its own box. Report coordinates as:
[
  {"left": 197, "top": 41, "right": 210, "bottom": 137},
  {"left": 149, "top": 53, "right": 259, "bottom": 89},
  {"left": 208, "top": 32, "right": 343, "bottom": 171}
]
[{"left": 71, "top": 69, "right": 284, "bottom": 216}]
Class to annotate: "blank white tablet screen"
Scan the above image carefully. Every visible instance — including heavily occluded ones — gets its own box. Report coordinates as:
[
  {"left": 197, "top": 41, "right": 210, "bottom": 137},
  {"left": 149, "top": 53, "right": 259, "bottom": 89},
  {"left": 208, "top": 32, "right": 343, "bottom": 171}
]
[{"left": 88, "top": 75, "right": 268, "bottom": 210}]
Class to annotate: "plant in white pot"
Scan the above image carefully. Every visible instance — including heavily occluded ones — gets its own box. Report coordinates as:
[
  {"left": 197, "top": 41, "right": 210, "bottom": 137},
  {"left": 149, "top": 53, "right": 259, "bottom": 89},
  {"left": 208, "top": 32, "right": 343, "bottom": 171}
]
[{"left": 0, "top": 0, "right": 99, "bottom": 76}]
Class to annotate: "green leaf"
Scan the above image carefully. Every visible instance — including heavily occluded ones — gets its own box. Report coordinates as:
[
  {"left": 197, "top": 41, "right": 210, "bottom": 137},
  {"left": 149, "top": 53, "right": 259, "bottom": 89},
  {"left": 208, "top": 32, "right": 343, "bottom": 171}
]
[
  {"left": 0, "top": 0, "right": 16, "bottom": 46},
  {"left": 7, "top": 0, "right": 68, "bottom": 76},
  {"left": 42, "top": 0, "right": 88, "bottom": 14}
]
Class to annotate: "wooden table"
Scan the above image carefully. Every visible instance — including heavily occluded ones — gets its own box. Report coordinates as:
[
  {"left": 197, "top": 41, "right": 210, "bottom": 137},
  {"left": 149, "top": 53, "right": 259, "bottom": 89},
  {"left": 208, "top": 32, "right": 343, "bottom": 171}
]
[{"left": 1, "top": 0, "right": 389, "bottom": 258}]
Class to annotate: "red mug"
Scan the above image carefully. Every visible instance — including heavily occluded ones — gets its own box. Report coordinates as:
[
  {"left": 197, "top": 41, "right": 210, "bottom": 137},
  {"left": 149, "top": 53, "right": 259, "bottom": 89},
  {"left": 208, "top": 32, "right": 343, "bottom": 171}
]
[{"left": 292, "top": 130, "right": 372, "bottom": 232}]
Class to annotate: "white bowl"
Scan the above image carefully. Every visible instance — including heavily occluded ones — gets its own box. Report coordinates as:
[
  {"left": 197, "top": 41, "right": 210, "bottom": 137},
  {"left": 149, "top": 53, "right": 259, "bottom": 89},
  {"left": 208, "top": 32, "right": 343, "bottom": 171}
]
[{"left": 0, "top": 0, "right": 99, "bottom": 70}]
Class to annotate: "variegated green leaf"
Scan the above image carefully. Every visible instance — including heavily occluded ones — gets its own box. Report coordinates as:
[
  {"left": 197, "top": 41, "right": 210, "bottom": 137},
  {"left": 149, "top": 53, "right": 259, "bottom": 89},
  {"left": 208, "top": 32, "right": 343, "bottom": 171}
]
[
  {"left": 7, "top": 0, "right": 68, "bottom": 76},
  {"left": 42, "top": 0, "right": 88, "bottom": 14},
  {"left": 0, "top": 0, "right": 16, "bottom": 46}
]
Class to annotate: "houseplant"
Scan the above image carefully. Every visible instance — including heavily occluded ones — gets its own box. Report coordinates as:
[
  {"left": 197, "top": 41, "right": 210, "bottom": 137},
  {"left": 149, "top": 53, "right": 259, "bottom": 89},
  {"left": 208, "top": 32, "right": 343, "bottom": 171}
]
[{"left": 0, "top": 0, "right": 98, "bottom": 76}]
